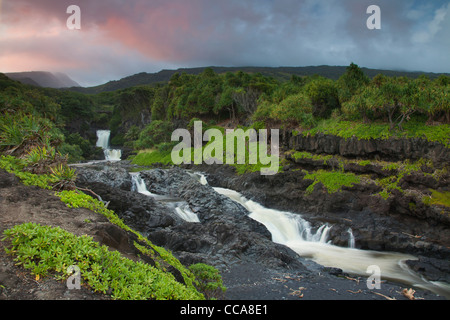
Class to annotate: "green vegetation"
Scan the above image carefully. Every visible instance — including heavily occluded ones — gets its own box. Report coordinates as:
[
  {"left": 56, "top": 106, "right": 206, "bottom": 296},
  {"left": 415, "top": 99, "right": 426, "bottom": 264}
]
[
  {"left": 423, "top": 190, "right": 450, "bottom": 208},
  {"left": 302, "top": 118, "right": 450, "bottom": 147},
  {"left": 133, "top": 120, "right": 174, "bottom": 150},
  {"left": 0, "top": 155, "right": 57, "bottom": 189},
  {"left": 292, "top": 151, "right": 333, "bottom": 165},
  {"left": 1, "top": 64, "right": 448, "bottom": 300},
  {"left": 0, "top": 153, "right": 228, "bottom": 300},
  {"left": 189, "top": 263, "right": 227, "bottom": 300},
  {"left": 131, "top": 148, "right": 174, "bottom": 167},
  {"left": 304, "top": 170, "right": 361, "bottom": 194},
  {"left": 2, "top": 223, "right": 203, "bottom": 300},
  {"left": 289, "top": 151, "right": 442, "bottom": 200},
  {"left": 56, "top": 189, "right": 202, "bottom": 292},
  {"left": 3, "top": 63, "right": 449, "bottom": 166}
]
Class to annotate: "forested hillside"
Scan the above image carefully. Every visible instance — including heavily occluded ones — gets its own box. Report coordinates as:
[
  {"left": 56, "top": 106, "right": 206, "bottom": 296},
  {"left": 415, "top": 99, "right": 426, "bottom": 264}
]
[
  {"left": 1, "top": 63, "right": 449, "bottom": 165},
  {"left": 69, "top": 65, "right": 450, "bottom": 94},
  {"left": 1, "top": 63, "right": 450, "bottom": 301}
]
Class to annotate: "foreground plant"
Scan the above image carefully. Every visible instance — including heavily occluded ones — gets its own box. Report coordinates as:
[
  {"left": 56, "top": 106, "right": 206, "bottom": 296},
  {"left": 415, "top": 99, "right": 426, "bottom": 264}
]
[
  {"left": 2, "top": 223, "right": 204, "bottom": 300},
  {"left": 50, "top": 164, "right": 77, "bottom": 190},
  {"left": 189, "top": 263, "right": 227, "bottom": 300}
]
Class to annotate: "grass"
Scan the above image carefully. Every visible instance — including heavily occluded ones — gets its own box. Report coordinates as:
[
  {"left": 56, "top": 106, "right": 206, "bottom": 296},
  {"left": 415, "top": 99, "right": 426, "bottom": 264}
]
[
  {"left": 292, "top": 151, "right": 333, "bottom": 165},
  {"left": 423, "top": 190, "right": 450, "bottom": 208},
  {"left": 301, "top": 118, "right": 450, "bottom": 147},
  {"left": 131, "top": 149, "right": 173, "bottom": 166},
  {"left": 131, "top": 134, "right": 283, "bottom": 175},
  {"left": 304, "top": 170, "right": 361, "bottom": 194}
]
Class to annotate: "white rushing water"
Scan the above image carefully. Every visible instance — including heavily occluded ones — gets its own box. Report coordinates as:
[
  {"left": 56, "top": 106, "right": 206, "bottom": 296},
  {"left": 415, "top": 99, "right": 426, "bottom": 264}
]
[
  {"left": 96, "top": 130, "right": 122, "bottom": 161},
  {"left": 348, "top": 228, "right": 356, "bottom": 249},
  {"left": 130, "top": 173, "right": 200, "bottom": 223},
  {"left": 131, "top": 173, "right": 158, "bottom": 197},
  {"left": 210, "top": 184, "right": 450, "bottom": 297}
]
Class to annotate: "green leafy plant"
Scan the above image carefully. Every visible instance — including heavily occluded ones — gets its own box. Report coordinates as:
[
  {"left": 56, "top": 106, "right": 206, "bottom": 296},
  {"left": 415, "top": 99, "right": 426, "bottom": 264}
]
[
  {"left": 55, "top": 190, "right": 200, "bottom": 291},
  {"left": 50, "top": 164, "right": 77, "bottom": 190},
  {"left": 422, "top": 190, "right": 450, "bottom": 208},
  {"left": 189, "top": 263, "right": 226, "bottom": 300},
  {"left": 2, "top": 223, "right": 204, "bottom": 300},
  {"left": 0, "top": 155, "right": 57, "bottom": 189},
  {"left": 304, "top": 170, "right": 361, "bottom": 194}
]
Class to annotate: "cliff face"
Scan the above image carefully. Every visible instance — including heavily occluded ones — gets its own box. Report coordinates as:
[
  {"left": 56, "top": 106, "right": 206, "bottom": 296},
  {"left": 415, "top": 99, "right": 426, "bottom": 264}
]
[{"left": 280, "top": 130, "right": 450, "bottom": 168}]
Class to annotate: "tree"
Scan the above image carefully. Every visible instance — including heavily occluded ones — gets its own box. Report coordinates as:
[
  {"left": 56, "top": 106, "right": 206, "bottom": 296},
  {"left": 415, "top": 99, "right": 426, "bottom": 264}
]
[
  {"left": 215, "top": 86, "right": 237, "bottom": 121},
  {"left": 151, "top": 87, "right": 168, "bottom": 121},
  {"left": 338, "top": 63, "right": 370, "bottom": 103},
  {"left": 232, "top": 87, "right": 260, "bottom": 116},
  {"left": 134, "top": 120, "right": 173, "bottom": 149},
  {"left": 366, "top": 76, "right": 427, "bottom": 130},
  {"left": 341, "top": 85, "right": 376, "bottom": 122},
  {"left": 269, "top": 93, "right": 314, "bottom": 126},
  {"left": 305, "top": 77, "right": 341, "bottom": 119},
  {"left": 427, "top": 80, "right": 449, "bottom": 123}
]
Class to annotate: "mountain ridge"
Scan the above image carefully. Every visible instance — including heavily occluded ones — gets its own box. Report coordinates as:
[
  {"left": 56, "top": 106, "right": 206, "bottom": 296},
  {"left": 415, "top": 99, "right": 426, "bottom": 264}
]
[
  {"left": 6, "top": 65, "right": 449, "bottom": 94},
  {"left": 67, "top": 65, "right": 450, "bottom": 94},
  {"left": 5, "top": 71, "right": 80, "bottom": 89}
]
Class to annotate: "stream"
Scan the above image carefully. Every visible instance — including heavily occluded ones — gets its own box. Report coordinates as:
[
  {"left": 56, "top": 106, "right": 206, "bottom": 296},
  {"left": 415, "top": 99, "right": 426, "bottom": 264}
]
[
  {"left": 72, "top": 131, "right": 450, "bottom": 298},
  {"left": 130, "top": 170, "right": 450, "bottom": 298}
]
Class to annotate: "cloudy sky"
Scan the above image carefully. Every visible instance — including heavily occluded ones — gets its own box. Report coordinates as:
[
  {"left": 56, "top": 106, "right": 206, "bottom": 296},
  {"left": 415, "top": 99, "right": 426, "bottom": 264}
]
[{"left": 0, "top": 0, "right": 449, "bottom": 87}]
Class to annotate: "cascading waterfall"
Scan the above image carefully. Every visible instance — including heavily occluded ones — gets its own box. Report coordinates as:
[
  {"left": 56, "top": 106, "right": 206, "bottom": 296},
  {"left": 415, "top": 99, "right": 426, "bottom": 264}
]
[
  {"left": 213, "top": 187, "right": 332, "bottom": 245},
  {"left": 210, "top": 182, "right": 450, "bottom": 297},
  {"left": 130, "top": 172, "right": 200, "bottom": 223},
  {"left": 131, "top": 173, "right": 157, "bottom": 197},
  {"left": 174, "top": 204, "right": 201, "bottom": 223},
  {"left": 348, "top": 228, "right": 356, "bottom": 249},
  {"left": 96, "top": 130, "right": 122, "bottom": 161}
]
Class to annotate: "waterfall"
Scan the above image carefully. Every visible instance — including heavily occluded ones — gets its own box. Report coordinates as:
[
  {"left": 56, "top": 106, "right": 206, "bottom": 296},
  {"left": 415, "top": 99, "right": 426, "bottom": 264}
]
[
  {"left": 212, "top": 186, "right": 449, "bottom": 294},
  {"left": 96, "top": 130, "right": 122, "bottom": 161},
  {"left": 130, "top": 172, "right": 199, "bottom": 223},
  {"left": 174, "top": 204, "right": 201, "bottom": 223},
  {"left": 131, "top": 173, "right": 157, "bottom": 197},
  {"left": 188, "top": 172, "right": 208, "bottom": 185},
  {"left": 348, "top": 228, "right": 356, "bottom": 249},
  {"left": 213, "top": 187, "right": 331, "bottom": 244}
]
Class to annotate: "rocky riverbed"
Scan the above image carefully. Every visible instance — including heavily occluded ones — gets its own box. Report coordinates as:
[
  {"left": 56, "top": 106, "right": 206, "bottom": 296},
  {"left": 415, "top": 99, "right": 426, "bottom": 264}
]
[
  {"left": 71, "top": 161, "right": 450, "bottom": 300},
  {"left": 1, "top": 152, "right": 449, "bottom": 300}
]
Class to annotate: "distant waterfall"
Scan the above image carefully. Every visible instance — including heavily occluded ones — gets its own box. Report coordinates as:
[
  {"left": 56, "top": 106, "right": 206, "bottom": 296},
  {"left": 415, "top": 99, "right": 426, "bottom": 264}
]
[{"left": 96, "top": 130, "right": 122, "bottom": 161}]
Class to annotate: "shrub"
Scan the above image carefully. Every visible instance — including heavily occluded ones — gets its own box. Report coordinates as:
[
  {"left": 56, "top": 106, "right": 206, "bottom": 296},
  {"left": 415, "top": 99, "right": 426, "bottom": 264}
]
[
  {"left": 304, "top": 170, "right": 360, "bottom": 194},
  {"left": 305, "top": 78, "right": 341, "bottom": 119},
  {"left": 189, "top": 263, "right": 227, "bottom": 300},
  {"left": 50, "top": 164, "right": 77, "bottom": 191},
  {"left": 270, "top": 93, "right": 313, "bottom": 125},
  {"left": 134, "top": 120, "right": 173, "bottom": 150}
]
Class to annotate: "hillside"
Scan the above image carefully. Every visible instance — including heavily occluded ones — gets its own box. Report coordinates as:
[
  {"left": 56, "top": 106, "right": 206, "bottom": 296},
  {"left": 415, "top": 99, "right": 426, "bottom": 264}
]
[
  {"left": 5, "top": 71, "right": 80, "bottom": 89},
  {"left": 68, "top": 65, "right": 450, "bottom": 94},
  {"left": 1, "top": 62, "right": 449, "bottom": 302}
]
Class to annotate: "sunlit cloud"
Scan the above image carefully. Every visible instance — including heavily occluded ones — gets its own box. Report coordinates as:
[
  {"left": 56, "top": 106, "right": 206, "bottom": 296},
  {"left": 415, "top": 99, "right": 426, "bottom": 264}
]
[{"left": 0, "top": 0, "right": 448, "bottom": 87}]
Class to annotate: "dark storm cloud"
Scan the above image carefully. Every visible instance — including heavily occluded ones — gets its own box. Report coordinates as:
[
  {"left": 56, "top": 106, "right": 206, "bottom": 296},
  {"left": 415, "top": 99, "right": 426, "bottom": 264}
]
[{"left": 1, "top": 0, "right": 448, "bottom": 86}]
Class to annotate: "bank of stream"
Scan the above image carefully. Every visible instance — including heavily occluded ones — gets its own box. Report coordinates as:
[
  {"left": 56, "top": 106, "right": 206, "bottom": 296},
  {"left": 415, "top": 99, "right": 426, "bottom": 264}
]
[
  {"left": 67, "top": 130, "right": 450, "bottom": 300},
  {"left": 72, "top": 157, "right": 449, "bottom": 300}
]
